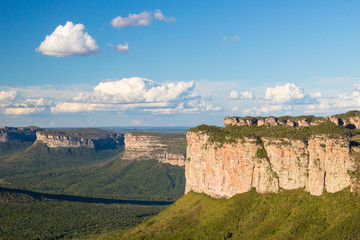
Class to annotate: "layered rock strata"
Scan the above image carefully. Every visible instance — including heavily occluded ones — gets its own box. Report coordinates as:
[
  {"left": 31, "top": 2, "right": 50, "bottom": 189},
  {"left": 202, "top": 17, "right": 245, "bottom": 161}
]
[
  {"left": 185, "top": 131, "right": 356, "bottom": 198},
  {"left": 36, "top": 132, "right": 124, "bottom": 150},
  {"left": 123, "top": 133, "right": 186, "bottom": 166},
  {"left": 223, "top": 111, "right": 360, "bottom": 128}
]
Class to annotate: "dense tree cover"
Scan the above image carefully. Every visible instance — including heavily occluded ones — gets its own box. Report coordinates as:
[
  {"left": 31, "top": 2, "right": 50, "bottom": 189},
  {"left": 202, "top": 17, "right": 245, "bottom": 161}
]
[{"left": 0, "top": 188, "right": 167, "bottom": 240}]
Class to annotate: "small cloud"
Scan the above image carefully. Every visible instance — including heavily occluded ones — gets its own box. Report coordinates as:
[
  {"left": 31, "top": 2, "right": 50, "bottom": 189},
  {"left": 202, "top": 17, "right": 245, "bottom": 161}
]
[
  {"left": 231, "top": 106, "right": 238, "bottom": 111},
  {"left": 265, "top": 83, "right": 304, "bottom": 103},
  {"left": 5, "top": 107, "right": 45, "bottom": 115},
  {"left": 223, "top": 34, "right": 240, "bottom": 43},
  {"left": 107, "top": 43, "right": 129, "bottom": 54},
  {"left": 36, "top": 21, "right": 98, "bottom": 57},
  {"left": 154, "top": 9, "right": 176, "bottom": 23},
  {"left": 111, "top": 10, "right": 175, "bottom": 28},
  {"left": 230, "top": 34, "right": 240, "bottom": 43},
  {"left": 229, "top": 90, "right": 254, "bottom": 100}
]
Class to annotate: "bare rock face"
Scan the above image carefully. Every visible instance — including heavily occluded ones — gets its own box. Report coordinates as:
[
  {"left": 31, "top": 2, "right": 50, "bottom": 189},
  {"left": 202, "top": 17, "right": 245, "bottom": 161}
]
[
  {"left": 36, "top": 131, "right": 124, "bottom": 150},
  {"left": 123, "top": 133, "right": 186, "bottom": 166},
  {"left": 185, "top": 131, "right": 355, "bottom": 198},
  {"left": 224, "top": 111, "right": 360, "bottom": 128}
]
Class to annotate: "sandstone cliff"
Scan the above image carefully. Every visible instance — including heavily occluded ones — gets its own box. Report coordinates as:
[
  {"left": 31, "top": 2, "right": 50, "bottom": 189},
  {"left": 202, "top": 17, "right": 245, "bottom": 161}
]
[
  {"left": 0, "top": 127, "right": 38, "bottom": 143},
  {"left": 186, "top": 113, "right": 360, "bottom": 198},
  {"left": 36, "top": 129, "right": 124, "bottom": 150},
  {"left": 122, "top": 132, "right": 186, "bottom": 166},
  {"left": 223, "top": 110, "right": 360, "bottom": 128}
]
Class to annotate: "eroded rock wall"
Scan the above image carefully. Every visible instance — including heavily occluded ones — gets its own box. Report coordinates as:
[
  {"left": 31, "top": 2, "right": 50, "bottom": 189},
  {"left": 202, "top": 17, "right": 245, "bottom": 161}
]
[
  {"left": 124, "top": 133, "right": 186, "bottom": 166},
  {"left": 185, "top": 131, "right": 355, "bottom": 198}
]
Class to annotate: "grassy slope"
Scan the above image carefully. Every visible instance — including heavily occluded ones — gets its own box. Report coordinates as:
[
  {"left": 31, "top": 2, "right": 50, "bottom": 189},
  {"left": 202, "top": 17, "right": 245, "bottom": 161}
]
[
  {"left": 0, "top": 187, "right": 166, "bottom": 240},
  {"left": 120, "top": 189, "right": 360, "bottom": 240}
]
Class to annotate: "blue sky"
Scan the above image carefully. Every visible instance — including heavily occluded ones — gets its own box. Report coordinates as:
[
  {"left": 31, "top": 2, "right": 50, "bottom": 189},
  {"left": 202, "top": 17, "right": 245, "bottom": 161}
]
[{"left": 1, "top": 0, "right": 360, "bottom": 127}]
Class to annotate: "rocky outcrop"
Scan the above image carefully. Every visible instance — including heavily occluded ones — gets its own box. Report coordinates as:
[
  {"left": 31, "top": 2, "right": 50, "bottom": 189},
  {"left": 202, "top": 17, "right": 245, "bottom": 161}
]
[
  {"left": 123, "top": 133, "right": 186, "bottom": 166},
  {"left": 36, "top": 131, "right": 124, "bottom": 150},
  {"left": 223, "top": 111, "right": 360, "bottom": 128},
  {"left": 186, "top": 121, "right": 358, "bottom": 198},
  {"left": 0, "top": 127, "right": 38, "bottom": 143}
]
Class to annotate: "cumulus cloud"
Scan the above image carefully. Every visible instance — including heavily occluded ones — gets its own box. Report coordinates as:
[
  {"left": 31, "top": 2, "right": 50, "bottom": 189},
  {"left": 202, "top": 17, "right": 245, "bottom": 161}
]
[
  {"left": 111, "top": 10, "right": 175, "bottom": 28},
  {"left": 265, "top": 83, "right": 305, "bottom": 103},
  {"left": 75, "top": 77, "right": 194, "bottom": 103},
  {"left": 107, "top": 43, "right": 129, "bottom": 54},
  {"left": 5, "top": 107, "right": 45, "bottom": 115},
  {"left": 51, "top": 77, "right": 222, "bottom": 113},
  {"left": 309, "top": 92, "right": 322, "bottom": 98},
  {"left": 36, "top": 21, "right": 98, "bottom": 57},
  {"left": 0, "top": 90, "right": 18, "bottom": 107},
  {"left": 229, "top": 90, "right": 254, "bottom": 100},
  {"left": 51, "top": 102, "right": 97, "bottom": 113}
]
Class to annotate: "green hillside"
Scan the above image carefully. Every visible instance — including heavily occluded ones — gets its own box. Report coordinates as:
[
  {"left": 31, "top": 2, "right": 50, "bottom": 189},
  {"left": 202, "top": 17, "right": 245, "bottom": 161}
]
[{"left": 120, "top": 189, "right": 360, "bottom": 240}]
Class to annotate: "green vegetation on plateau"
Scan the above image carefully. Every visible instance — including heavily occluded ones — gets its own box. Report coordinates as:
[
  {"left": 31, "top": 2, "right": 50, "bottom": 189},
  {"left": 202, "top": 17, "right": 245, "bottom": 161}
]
[
  {"left": 122, "top": 189, "right": 360, "bottom": 240},
  {"left": 189, "top": 121, "right": 360, "bottom": 145}
]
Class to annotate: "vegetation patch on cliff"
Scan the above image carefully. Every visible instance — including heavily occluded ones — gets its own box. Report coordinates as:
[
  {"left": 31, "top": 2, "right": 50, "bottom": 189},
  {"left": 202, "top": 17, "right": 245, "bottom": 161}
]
[
  {"left": 189, "top": 121, "right": 360, "bottom": 145},
  {"left": 120, "top": 189, "right": 360, "bottom": 240}
]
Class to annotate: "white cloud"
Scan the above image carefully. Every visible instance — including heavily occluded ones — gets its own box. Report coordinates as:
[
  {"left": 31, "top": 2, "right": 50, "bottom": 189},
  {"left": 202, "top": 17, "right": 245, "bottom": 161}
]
[
  {"left": 231, "top": 106, "right": 238, "bottom": 111},
  {"left": 107, "top": 43, "right": 129, "bottom": 54},
  {"left": 51, "top": 102, "right": 97, "bottom": 113},
  {"left": 111, "top": 10, "right": 175, "bottom": 28},
  {"left": 265, "top": 83, "right": 305, "bottom": 103},
  {"left": 229, "top": 90, "right": 254, "bottom": 99},
  {"left": 75, "top": 77, "right": 194, "bottom": 103},
  {"left": 0, "top": 90, "right": 18, "bottom": 107},
  {"left": 36, "top": 21, "right": 98, "bottom": 57},
  {"left": 5, "top": 107, "right": 45, "bottom": 115}
]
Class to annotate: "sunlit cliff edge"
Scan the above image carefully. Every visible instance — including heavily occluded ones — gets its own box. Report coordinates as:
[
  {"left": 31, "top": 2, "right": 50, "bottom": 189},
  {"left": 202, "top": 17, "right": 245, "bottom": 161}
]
[{"left": 185, "top": 111, "right": 360, "bottom": 198}]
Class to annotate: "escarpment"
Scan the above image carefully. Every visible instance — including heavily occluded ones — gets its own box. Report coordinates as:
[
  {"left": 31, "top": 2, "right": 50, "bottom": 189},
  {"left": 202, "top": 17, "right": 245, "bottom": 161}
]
[
  {"left": 0, "top": 126, "right": 38, "bottom": 143},
  {"left": 186, "top": 111, "right": 360, "bottom": 198},
  {"left": 123, "top": 132, "right": 186, "bottom": 166},
  {"left": 224, "top": 110, "right": 360, "bottom": 128},
  {"left": 36, "top": 129, "right": 124, "bottom": 150}
]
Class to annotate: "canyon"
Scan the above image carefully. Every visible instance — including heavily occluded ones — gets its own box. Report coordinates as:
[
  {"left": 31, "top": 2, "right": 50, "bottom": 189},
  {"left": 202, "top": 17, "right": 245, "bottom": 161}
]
[{"left": 186, "top": 111, "right": 360, "bottom": 198}]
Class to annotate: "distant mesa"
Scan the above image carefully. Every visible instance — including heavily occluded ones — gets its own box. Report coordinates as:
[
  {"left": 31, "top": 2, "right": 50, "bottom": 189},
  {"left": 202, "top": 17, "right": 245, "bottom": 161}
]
[
  {"left": 0, "top": 126, "right": 39, "bottom": 143},
  {"left": 36, "top": 128, "right": 124, "bottom": 150}
]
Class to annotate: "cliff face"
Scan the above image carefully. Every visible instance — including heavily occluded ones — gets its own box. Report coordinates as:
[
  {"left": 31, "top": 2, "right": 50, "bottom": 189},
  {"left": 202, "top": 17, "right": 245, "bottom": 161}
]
[
  {"left": 223, "top": 111, "right": 360, "bottom": 128},
  {"left": 186, "top": 127, "right": 357, "bottom": 198},
  {"left": 123, "top": 133, "right": 186, "bottom": 166},
  {"left": 0, "top": 127, "right": 38, "bottom": 143},
  {"left": 36, "top": 131, "right": 124, "bottom": 150}
]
